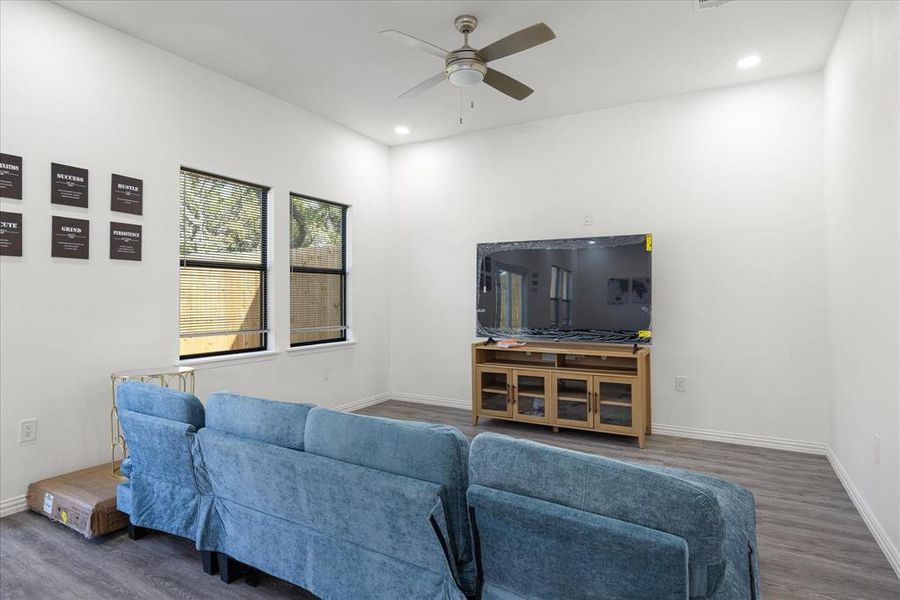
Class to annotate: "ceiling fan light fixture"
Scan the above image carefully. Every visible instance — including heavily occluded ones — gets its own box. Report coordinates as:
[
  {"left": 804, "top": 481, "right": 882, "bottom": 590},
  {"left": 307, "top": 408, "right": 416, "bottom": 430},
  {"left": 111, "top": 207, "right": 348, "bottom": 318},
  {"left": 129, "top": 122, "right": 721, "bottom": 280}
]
[{"left": 446, "top": 59, "right": 487, "bottom": 87}]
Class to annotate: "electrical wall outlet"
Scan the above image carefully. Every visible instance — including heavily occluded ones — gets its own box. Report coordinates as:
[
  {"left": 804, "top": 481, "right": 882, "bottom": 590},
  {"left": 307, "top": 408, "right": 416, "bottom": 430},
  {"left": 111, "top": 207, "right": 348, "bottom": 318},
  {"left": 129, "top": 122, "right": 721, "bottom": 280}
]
[
  {"left": 18, "top": 418, "right": 37, "bottom": 443},
  {"left": 322, "top": 366, "right": 330, "bottom": 382},
  {"left": 675, "top": 376, "right": 688, "bottom": 392},
  {"left": 874, "top": 434, "right": 880, "bottom": 465},
  {"left": 582, "top": 211, "right": 593, "bottom": 226}
]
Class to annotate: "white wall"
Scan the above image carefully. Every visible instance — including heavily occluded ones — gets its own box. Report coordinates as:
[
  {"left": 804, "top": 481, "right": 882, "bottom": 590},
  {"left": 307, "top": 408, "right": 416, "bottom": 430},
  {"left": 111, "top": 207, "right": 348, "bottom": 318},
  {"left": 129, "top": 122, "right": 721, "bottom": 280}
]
[
  {"left": 824, "top": 0, "right": 900, "bottom": 567},
  {"left": 389, "top": 73, "right": 830, "bottom": 445},
  {"left": 0, "top": 1, "right": 391, "bottom": 503}
]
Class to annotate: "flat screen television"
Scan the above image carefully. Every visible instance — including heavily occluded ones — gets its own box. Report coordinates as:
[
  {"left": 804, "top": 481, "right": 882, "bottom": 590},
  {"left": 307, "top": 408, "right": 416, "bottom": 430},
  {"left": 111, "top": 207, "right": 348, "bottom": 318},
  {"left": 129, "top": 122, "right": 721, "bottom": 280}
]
[{"left": 476, "top": 234, "right": 652, "bottom": 344}]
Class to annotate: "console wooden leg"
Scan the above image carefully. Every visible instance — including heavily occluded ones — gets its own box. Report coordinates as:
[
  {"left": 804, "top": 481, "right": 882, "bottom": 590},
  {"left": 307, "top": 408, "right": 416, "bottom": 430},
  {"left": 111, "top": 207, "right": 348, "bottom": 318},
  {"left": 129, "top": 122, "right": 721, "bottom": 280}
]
[
  {"left": 638, "top": 434, "right": 646, "bottom": 449},
  {"left": 472, "top": 414, "right": 479, "bottom": 426},
  {"left": 127, "top": 523, "right": 146, "bottom": 540},
  {"left": 201, "top": 551, "right": 219, "bottom": 575},
  {"left": 217, "top": 554, "right": 242, "bottom": 584}
]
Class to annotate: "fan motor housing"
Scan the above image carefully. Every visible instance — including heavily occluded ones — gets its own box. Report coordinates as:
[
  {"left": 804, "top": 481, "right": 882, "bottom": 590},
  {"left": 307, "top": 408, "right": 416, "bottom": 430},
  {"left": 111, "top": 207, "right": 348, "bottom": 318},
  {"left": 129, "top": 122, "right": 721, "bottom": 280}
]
[{"left": 446, "top": 49, "right": 487, "bottom": 87}]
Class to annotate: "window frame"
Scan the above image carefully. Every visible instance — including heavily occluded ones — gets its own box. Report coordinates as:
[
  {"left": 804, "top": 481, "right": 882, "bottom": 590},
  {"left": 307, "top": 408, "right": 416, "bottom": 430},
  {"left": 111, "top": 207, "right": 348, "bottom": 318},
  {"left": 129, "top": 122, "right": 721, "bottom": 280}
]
[
  {"left": 178, "top": 167, "right": 270, "bottom": 360},
  {"left": 288, "top": 192, "right": 349, "bottom": 348}
]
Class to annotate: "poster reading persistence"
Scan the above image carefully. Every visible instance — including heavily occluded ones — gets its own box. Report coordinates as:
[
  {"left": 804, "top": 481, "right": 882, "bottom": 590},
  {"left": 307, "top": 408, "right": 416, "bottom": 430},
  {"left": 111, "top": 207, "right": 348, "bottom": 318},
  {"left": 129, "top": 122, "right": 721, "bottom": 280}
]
[
  {"left": 110, "top": 174, "right": 143, "bottom": 215},
  {"left": 0, "top": 154, "right": 23, "bottom": 199},
  {"left": 51, "top": 162, "right": 89, "bottom": 207},
  {"left": 109, "top": 222, "right": 142, "bottom": 261},
  {"left": 0, "top": 211, "right": 23, "bottom": 256},
  {"left": 51, "top": 216, "right": 89, "bottom": 259}
]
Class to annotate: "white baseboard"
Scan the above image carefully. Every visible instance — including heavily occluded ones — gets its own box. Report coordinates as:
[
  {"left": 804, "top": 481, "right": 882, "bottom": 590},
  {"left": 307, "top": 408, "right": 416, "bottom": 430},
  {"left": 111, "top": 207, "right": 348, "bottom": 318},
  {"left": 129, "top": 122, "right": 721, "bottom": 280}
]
[
  {"left": 390, "top": 392, "right": 470, "bottom": 410},
  {"left": 0, "top": 494, "right": 27, "bottom": 518},
  {"left": 826, "top": 448, "right": 900, "bottom": 578},
  {"left": 651, "top": 423, "right": 829, "bottom": 455},
  {"left": 336, "top": 392, "right": 391, "bottom": 413}
]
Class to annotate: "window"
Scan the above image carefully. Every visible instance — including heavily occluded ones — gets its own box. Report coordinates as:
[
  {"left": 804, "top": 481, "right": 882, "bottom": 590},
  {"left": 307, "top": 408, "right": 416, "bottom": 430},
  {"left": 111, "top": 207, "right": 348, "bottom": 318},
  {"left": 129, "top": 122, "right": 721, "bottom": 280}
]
[
  {"left": 290, "top": 194, "right": 348, "bottom": 346},
  {"left": 179, "top": 168, "right": 268, "bottom": 358}
]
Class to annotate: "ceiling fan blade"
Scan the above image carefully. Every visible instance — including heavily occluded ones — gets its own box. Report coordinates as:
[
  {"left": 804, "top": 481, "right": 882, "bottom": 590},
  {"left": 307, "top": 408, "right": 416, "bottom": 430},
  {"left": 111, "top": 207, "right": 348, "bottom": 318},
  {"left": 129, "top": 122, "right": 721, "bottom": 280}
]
[
  {"left": 483, "top": 68, "right": 534, "bottom": 100},
  {"left": 478, "top": 23, "right": 556, "bottom": 63},
  {"left": 399, "top": 71, "right": 447, "bottom": 99},
  {"left": 380, "top": 30, "right": 448, "bottom": 59}
]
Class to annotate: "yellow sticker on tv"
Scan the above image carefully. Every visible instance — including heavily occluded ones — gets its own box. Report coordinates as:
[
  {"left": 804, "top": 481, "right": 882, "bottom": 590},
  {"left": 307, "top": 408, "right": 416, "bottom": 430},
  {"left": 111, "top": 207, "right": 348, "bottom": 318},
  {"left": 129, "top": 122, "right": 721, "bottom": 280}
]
[
  {"left": 645, "top": 234, "right": 653, "bottom": 251},
  {"left": 638, "top": 330, "right": 652, "bottom": 338}
]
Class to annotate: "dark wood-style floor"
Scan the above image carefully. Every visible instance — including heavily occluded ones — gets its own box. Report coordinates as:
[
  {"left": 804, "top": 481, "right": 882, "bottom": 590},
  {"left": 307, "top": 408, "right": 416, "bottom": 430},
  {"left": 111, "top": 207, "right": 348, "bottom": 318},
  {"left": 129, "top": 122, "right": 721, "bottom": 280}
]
[{"left": 1, "top": 400, "right": 897, "bottom": 599}]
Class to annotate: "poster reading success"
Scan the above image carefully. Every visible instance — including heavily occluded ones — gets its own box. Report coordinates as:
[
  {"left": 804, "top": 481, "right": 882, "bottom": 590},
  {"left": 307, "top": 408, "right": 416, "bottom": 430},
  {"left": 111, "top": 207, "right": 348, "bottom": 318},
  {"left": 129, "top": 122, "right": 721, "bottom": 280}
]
[
  {"left": 0, "top": 154, "right": 22, "bottom": 199},
  {"left": 109, "top": 222, "right": 142, "bottom": 261},
  {"left": 110, "top": 174, "right": 143, "bottom": 215},
  {"left": 51, "top": 216, "right": 89, "bottom": 259},
  {"left": 51, "top": 162, "right": 89, "bottom": 207},
  {"left": 0, "top": 211, "right": 23, "bottom": 256}
]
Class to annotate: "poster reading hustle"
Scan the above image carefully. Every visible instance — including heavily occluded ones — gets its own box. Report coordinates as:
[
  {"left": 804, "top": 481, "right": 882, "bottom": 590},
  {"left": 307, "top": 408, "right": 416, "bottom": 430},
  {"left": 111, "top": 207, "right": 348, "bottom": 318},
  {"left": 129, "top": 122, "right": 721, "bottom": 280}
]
[
  {"left": 110, "top": 174, "right": 143, "bottom": 215},
  {"left": 51, "top": 216, "right": 89, "bottom": 259},
  {"left": 0, "top": 154, "right": 22, "bottom": 199},
  {"left": 51, "top": 162, "right": 89, "bottom": 207},
  {"left": 0, "top": 211, "right": 23, "bottom": 256},
  {"left": 109, "top": 222, "right": 142, "bottom": 261}
]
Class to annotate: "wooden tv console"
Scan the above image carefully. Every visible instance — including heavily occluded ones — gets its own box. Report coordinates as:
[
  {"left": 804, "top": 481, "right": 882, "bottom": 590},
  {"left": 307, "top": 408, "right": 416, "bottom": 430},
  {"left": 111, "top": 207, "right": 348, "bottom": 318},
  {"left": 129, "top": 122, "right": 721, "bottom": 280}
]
[{"left": 471, "top": 341, "right": 651, "bottom": 448}]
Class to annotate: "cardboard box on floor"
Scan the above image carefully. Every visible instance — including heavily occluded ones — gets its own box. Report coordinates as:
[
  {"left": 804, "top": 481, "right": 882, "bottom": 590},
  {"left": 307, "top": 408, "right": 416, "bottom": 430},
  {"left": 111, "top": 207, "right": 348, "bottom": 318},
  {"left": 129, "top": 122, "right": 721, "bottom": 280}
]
[{"left": 26, "top": 463, "right": 128, "bottom": 539}]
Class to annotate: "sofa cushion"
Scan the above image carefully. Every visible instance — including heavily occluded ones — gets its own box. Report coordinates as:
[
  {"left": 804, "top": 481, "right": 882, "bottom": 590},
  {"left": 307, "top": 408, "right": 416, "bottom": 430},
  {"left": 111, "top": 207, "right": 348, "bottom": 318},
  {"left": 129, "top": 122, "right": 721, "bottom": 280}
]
[
  {"left": 304, "top": 408, "right": 474, "bottom": 591},
  {"left": 645, "top": 466, "right": 761, "bottom": 599},
  {"left": 469, "top": 433, "right": 728, "bottom": 597},
  {"left": 116, "top": 381, "right": 204, "bottom": 429},
  {"left": 206, "top": 392, "right": 313, "bottom": 451}
]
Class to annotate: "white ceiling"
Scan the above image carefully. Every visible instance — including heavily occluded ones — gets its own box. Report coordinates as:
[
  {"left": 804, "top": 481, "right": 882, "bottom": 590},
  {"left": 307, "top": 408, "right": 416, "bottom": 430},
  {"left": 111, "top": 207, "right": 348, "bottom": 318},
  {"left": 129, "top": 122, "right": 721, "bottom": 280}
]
[{"left": 56, "top": 0, "right": 848, "bottom": 146}]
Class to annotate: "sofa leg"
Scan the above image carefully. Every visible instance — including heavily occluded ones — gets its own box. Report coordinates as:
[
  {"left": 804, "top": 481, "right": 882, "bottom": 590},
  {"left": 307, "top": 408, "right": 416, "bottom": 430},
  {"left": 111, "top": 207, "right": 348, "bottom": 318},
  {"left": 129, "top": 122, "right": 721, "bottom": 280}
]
[
  {"left": 127, "top": 523, "right": 147, "bottom": 540},
  {"left": 217, "top": 553, "right": 242, "bottom": 584},
  {"left": 244, "top": 567, "right": 261, "bottom": 587},
  {"left": 201, "top": 551, "right": 219, "bottom": 576}
]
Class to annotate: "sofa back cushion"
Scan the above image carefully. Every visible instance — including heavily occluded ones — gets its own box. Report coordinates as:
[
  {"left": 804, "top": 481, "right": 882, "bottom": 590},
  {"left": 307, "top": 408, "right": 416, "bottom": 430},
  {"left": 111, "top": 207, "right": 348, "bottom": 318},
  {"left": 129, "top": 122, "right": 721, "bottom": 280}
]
[
  {"left": 198, "top": 428, "right": 453, "bottom": 578},
  {"left": 304, "top": 408, "right": 472, "bottom": 568},
  {"left": 116, "top": 380, "right": 204, "bottom": 428},
  {"left": 206, "top": 392, "right": 313, "bottom": 451},
  {"left": 469, "top": 433, "right": 726, "bottom": 593}
]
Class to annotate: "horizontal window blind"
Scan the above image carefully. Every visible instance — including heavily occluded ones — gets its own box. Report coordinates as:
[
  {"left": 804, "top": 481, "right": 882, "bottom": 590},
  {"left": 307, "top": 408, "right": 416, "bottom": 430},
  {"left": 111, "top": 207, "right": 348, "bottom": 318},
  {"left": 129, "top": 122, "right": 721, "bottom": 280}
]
[
  {"left": 179, "top": 168, "right": 268, "bottom": 358},
  {"left": 290, "top": 194, "right": 347, "bottom": 346}
]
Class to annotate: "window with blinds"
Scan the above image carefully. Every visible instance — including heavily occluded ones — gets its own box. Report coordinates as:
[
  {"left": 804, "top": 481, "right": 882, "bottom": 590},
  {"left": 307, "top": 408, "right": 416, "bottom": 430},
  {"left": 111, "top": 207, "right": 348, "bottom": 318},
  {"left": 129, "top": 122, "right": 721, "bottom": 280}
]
[
  {"left": 290, "top": 194, "right": 347, "bottom": 346},
  {"left": 179, "top": 168, "right": 269, "bottom": 358}
]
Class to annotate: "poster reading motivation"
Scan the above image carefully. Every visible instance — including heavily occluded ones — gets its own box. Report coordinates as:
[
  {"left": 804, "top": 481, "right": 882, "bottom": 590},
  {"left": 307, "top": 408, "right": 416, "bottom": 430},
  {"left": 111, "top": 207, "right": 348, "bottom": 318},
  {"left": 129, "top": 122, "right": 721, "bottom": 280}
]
[
  {"left": 0, "top": 154, "right": 22, "bottom": 199},
  {"left": 110, "top": 174, "right": 143, "bottom": 215},
  {"left": 0, "top": 211, "right": 23, "bottom": 256},
  {"left": 109, "top": 222, "right": 142, "bottom": 261},
  {"left": 51, "top": 162, "right": 89, "bottom": 207},
  {"left": 51, "top": 216, "right": 89, "bottom": 259}
]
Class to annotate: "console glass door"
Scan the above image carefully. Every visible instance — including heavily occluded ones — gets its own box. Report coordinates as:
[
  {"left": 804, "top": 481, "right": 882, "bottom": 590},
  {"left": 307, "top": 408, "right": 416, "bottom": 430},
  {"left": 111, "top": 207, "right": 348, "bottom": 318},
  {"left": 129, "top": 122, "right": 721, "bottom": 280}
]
[
  {"left": 553, "top": 373, "right": 593, "bottom": 428},
  {"left": 595, "top": 377, "right": 635, "bottom": 432},
  {"left": 477, "top": 367, "right": 511, "bottom": 417},
  {"left": 513, "top": 369, "right": 551, "bottom": 424}
]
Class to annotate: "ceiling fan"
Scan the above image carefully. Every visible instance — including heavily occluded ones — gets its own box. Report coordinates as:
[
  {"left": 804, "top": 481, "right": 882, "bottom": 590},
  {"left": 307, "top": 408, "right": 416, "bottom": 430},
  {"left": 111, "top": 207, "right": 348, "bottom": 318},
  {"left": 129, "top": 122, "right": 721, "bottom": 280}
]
[{"left": 381, "top": 15, "right": 555, "bottom": 101}]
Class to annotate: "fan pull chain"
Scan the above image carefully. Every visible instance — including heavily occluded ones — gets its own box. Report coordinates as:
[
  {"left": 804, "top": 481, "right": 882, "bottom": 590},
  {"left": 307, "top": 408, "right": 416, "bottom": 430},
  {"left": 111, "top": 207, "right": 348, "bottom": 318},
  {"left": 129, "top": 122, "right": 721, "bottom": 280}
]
[{"left": 459, "top": 88, "right": 463, "bottom": 125}]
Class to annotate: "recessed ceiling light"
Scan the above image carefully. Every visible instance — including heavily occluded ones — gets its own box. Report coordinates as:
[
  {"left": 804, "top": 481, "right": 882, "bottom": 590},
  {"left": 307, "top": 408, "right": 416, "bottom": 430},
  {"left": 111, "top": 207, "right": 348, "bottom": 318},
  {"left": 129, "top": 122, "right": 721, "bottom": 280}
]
[
  {"left": 736, "top": 55, "right": 761, "bottom": 70},
  {"left": 394, "top": 125, "right": 410, "bottom": 135}
]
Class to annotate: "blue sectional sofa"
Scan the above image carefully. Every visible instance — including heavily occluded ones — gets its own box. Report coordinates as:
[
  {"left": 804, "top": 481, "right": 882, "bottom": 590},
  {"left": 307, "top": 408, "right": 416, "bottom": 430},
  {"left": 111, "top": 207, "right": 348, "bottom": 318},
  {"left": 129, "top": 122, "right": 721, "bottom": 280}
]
[{"left": 116, "top": 382, "right": 761, "bottom": 600}]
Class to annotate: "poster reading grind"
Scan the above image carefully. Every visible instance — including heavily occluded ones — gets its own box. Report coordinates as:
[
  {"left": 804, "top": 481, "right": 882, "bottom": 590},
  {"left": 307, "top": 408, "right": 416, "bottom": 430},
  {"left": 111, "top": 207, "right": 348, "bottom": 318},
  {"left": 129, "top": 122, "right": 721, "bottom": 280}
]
[
  {"left": 0, "top": 211, "right": 23, "bottom": 256},
  {"left": 109, "top": 222, "right": 142, "bottom": 261},
  {"left": 51, "top": 162, "right": 89, "bottom": 207},
  {"left": 110, "top": 174, "right": 143, "bottom": 215},
  {"left": 0, "top": 154, "right": 22, "bottom": 199},
  {"left": 51, "top": 216, "right": 89, "bottom": 259}
]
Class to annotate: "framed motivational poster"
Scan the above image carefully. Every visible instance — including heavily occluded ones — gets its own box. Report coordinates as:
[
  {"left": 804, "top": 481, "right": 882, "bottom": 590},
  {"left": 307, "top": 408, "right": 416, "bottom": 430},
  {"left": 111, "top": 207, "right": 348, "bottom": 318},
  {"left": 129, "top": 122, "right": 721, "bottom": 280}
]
[
  {"left": 110, "top": 174, "right": 143, "bottom": 215},
  {"left": 51, "top": 216, "right": 89, "bottom": 259},
  {"left": 109, "top": 222, "right": 142, "bottom": 261},
  {"left": 0, "top": 154, "right": 22, "bottom": 199},
  {"left": 0, "top": 211, "right": 23, "bottom": 256},
  {"left": 51, "top": 162, "right": 89, "bottom": 208}
]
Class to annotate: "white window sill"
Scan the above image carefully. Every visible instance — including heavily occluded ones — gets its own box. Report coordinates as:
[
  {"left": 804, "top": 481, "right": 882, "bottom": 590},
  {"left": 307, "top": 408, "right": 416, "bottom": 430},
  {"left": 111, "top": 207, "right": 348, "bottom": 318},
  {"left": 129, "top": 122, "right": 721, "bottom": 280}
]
[
  {"left": 286, "top": 340, "right": 356, "bottom": 355},
  {"left": 178, "top": 349, "right": 280, "bottom": 369}
]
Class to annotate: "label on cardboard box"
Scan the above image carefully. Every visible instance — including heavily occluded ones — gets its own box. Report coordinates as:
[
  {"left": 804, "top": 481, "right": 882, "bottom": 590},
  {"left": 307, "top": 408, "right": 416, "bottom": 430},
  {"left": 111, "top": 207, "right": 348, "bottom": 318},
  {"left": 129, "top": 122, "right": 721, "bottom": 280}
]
[{"left": 43, "top": 492, "right": 53, "bottom": 515}]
